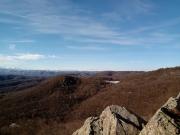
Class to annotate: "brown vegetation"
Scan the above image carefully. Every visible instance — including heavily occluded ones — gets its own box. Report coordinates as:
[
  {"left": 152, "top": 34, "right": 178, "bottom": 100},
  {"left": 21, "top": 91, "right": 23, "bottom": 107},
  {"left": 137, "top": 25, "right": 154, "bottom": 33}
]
[{"left": 0, "top": 67, "right": 180, "bottom": 135}]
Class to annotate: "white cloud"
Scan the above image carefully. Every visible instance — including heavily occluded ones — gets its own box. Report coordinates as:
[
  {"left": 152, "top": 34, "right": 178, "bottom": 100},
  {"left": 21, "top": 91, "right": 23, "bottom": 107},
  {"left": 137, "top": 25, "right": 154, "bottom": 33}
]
[
  {"left": 0, "top": 53, "right": 45, "bottom": 62},
  {"left": 15, "top": 53, "right": 45, "bottom": 60}
]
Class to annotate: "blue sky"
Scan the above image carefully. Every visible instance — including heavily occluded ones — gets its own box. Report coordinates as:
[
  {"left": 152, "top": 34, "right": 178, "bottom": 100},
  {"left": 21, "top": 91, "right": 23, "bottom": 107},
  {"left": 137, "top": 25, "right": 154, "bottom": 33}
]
[{"left": 0, "top": 0, "right": 180, "bottom": 71}]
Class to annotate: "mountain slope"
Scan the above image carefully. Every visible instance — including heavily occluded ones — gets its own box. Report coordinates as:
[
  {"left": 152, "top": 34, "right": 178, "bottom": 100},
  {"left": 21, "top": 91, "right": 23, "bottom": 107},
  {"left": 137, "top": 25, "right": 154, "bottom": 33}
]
[
  {"left": 0, "top": 76, "right": 107, "bottom": 125},
  {"left": 70, "top": 67, "right": 180, "bottom": 121},
  {"left": 0, "top": 67, "right": 180, "bottom": 135},
  {"left": 0, "top": 75, "right": 44, "bottom": 93}
]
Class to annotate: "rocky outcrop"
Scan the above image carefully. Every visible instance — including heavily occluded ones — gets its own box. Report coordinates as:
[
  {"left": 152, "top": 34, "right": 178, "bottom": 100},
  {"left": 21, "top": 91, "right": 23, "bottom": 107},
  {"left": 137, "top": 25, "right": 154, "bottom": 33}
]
[
  {"left": 73, "top": 93, "right": 180, "bottom": 135},
  {"left": 72, "top": 105, "right": 146, "bottom": 135},
  {"left": 139, "top": 93, "right": 180, "bottom": 135}
]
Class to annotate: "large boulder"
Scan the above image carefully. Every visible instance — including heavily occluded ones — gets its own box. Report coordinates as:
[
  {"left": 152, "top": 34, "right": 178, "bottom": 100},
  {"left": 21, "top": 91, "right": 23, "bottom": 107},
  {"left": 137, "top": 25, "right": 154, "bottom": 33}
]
[
  {"left": 139, "top": 93, "right": 180, "bottom": 135},
  {"left": 72, "top": 105, "right": 146, "bottom": 135}
]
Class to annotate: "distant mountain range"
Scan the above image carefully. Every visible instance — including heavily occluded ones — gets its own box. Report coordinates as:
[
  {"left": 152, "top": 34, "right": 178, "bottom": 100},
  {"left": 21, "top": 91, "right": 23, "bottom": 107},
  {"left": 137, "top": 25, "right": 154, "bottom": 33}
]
[
  {"left": 0, "top": 68, "right": 97, "bottom": 77},
  {"left": 0, "top": 68, "right": 143, "bottom": 93},
  {"left": 0, "top": 75, "right": 44, "bottom": 93}
]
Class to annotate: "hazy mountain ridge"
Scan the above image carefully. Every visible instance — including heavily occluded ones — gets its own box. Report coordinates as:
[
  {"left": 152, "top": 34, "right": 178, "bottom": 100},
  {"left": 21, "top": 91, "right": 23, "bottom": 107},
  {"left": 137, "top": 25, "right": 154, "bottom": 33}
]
[
  {"left": 0, "top": 68, "right": 97, "bottom": 77},
  {"left": 0, "top": 75, "right": 45, "bottom": 93}
]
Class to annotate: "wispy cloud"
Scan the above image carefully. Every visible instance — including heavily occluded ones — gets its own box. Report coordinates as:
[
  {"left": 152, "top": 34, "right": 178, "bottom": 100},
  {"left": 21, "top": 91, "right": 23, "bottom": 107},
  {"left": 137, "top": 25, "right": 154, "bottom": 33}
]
[
  {"left": 0, "top": 53, "right": 61, "bottom": 63},
  {"left": 0, "top": 53, "right": 45, "bottom": 62},
  {"left": 0, "top": 0, "right": 179, "bottom": 47},
  {"left": 0, "top": 0, "right": 152, "bottom": 44},
  {"left": 102, "top": 0, "right": 153, "bottom": 20},
  {"left": 124, "top": 17, "right": 180, "bottom": 35},
  {"left": 10, "top": 39, "right": 35, "bottom": 43},
  {"left": 4, "top": 39, "right": 35, "bottom": 47},
  {"left": 14, "top": 53, "right": 45, "bottom": 60},
  {"left": 66, "top": 45, "right": 107, "bottom": 51},
  {"left": 47, "top": 55, "right": 61, "bottom": 59}
]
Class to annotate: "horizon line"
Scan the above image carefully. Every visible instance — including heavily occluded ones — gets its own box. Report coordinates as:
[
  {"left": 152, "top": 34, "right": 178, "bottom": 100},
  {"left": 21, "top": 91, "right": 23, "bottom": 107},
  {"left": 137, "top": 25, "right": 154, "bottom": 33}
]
[{"left": 0, "top": 66, "right": 179, "bottom": 72}]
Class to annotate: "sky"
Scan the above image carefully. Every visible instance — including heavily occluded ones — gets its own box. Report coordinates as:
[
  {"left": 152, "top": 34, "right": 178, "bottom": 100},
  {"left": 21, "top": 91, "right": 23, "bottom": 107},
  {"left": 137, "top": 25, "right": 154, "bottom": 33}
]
[{"left": 0, "top": 0, "right": 180, "bottom": 71}]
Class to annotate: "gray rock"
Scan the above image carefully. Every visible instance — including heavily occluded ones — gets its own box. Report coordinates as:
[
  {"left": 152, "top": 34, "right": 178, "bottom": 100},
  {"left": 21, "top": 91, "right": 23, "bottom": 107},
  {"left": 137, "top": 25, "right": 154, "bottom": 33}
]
[
  {"left": 73, "top": 105, "right": 146, "bottom": 135},
  {"left": 139, "top": 93, "right": 180, "bottom": 135},
  {"left": 72, "top": 117, "right": 101, "bottom": 135},
  {"left": 73, "top": 93, "right": 180, "bottom": 135}
]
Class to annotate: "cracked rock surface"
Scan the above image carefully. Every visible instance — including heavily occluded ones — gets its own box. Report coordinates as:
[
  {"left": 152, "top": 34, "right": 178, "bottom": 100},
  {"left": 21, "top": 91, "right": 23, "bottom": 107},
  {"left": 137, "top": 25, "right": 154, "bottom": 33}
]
[
  {"left": 73, "top": 93, "right": 180, "bottom": 135},
  {"left": 72, "top": 105, "right": 146, "bottom": 135},
  {"left": 139, "top": 93, "right": 180, "bottom": 135}
]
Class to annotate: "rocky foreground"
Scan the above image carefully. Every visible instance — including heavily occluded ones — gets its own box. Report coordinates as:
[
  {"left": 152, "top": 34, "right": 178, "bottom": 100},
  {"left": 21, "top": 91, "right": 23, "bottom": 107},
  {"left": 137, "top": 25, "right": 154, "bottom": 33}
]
[{"left": 73, "top": 93, "right": 180, "bottom": 135}]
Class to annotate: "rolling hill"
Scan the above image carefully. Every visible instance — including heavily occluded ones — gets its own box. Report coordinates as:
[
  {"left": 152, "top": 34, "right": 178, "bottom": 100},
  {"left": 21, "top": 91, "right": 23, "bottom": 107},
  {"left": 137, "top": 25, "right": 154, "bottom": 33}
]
[{"left": 0, "top": 67, "right": 179, "bottom": 135}]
